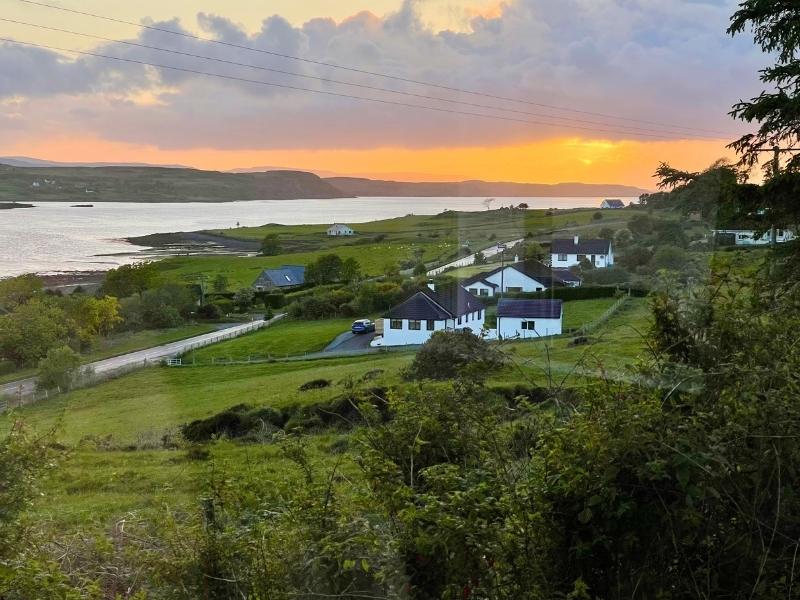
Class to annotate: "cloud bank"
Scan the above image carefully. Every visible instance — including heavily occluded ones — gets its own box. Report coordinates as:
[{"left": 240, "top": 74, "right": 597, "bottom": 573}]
[{"left": 0, "top": 0, "right": 767, "bottom": 152}]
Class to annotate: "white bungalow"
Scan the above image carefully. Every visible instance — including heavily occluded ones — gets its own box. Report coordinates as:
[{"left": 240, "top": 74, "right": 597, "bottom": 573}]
[
  {"left": 373, "top": 284, "right": 485, "bottom": 347},
  {"left": 601, "top": 199, "right": 625, "bottom": 209},
  {"left": 550, "top": 235, "right": 614, "bottom": 269},
  {"left": 712, "top": 229, "right": 795, "bottom": 246},
  {"left": 327, "top": 223, "right": 354, "bottom": 236},
  {"left": 496, "top": 299, "right": 563, "bottom": 339},
  {"left": 461, "top": 259, "right": 580, "bottom": 298}
]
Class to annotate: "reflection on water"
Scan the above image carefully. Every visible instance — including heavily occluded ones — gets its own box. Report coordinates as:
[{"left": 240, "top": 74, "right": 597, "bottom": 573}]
[{"left": 0, "top": 196, "right": 623, "bottom": 276}]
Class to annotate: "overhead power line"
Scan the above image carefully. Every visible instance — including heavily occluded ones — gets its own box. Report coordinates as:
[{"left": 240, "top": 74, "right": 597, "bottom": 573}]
[
  {"left": 14, "top": 0, "right": 733, "bottom": 137},
  {"left": 0, "top": 17, "right": 730, "bottom": 140},
  {"left": 0, "top": 37, "right": 719, "bottom": 141}
]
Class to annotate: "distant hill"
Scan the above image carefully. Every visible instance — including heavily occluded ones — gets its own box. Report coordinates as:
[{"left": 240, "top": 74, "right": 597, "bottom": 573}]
[
  {"left": 0, "top": 156, "right": 192, "bottom": 169},
  {"left": 325, "top": 177, "right": 650, "bottom": 198},
  {"left": 0, "top": 164, "right": 349, "bottom": 202}
]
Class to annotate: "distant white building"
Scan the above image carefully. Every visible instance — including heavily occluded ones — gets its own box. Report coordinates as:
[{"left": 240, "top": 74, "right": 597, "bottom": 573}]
[
  {"left": 496, "top": 298, "right": 563, "bottom": 339},
  {"left": 461, "top": 259, "right": 580, "bottom": 298},
  {"left": 550, "top": 235, "right": 614, "bottom": 269},
  {"left": 712, "top": 229, "right": 796, "bottom": 246},
  {"left": 601, "top": 199, "right": 625, "bottom": 209},
  {"left": 327, "top": 223, "right": 354, "bottom": 236},
  {"left": 372, "top": 284, "right": 485, "bottom": 347}
]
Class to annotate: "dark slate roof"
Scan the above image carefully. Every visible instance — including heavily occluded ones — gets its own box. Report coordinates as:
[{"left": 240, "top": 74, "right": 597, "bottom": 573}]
[
  {"left": 551, "top": 268, "right": 582, "bottom": 283},
  {"left": 462, "top": 274, "right": 499, "bottom": 288},
  {"left": 510, "top": 259, "right": 566, "bottom": 288},
  {"left": 602, "top": 199, "right": 625, "bottom": 208},
  {"left": 386, "top": 286, "right": 484, "bottom": 320},
  {"left": 497, "top": 299, "right": 563, "bottom": 319},
  {"left": 253, "top": 265, "right": 305, "bottom": 288},
  {"left": 551, "top": 238, "right": 611, "bottom": 255}
]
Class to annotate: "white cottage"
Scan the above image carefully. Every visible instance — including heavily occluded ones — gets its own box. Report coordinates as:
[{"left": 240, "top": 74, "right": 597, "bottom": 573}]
[
  {"left": 374, "top": 285, "right": 485, "bottom": 347},
  {"left": 600, "top": 199, "right": 625, "bottom": 209},
  {"left": 461, "top": 259, "right": 580, "bottom": 298},
  {"left": 327, "top": 223, "right": 354, "bottom": 236},
  {"left": 550, "top": 235, "right": 613, "bottom": 269},
  {"left": 496, "top": 298, "right": 563, "bottom": 339}
]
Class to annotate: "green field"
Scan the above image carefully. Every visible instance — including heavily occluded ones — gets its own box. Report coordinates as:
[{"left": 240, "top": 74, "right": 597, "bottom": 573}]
[
  {"left": 160, "top": 207, "right": 644, "bottom": 287},
  {"left": 3, "top": 298, "right": 650, "bottom": 532},
  {"left": 186, "top": 317, "right": 359, "bottom": 361}
]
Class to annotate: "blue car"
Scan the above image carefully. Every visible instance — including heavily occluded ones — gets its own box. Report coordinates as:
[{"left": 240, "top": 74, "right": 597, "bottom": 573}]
[{"left": 351, "top": 319, "right": 375, "bottom": 334}]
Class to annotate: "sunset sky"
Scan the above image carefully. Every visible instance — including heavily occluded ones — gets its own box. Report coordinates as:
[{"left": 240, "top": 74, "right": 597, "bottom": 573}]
[{"left": 0, "top": 0, "right": 768, "bottom": 188}]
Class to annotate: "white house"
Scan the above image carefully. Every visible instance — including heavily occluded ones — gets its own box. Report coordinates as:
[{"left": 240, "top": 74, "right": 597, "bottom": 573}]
[
  {"left": 373, "top": 284, "right": 485, "bottom": 347},
  {"left": 712, "top": 229, "right": 796, "bottom": 246},
  {"left": 550, "top": 235, "right": 613, "bottom": 269},
  {"left": 461, "top": 259, "right": 581, "bottom": 298},
  {"left": 327, "top": 223, "right": 354, "bottom": 236},
  {"left": 496, "top": 298, "right": 563, "bottom": 339},
  {"left": 601, "top": 199, "right": 625, "bottom": 209}
]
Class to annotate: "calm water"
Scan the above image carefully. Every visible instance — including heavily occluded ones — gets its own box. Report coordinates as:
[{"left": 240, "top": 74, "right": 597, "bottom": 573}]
[{"left": 0, "top": 196, "right": 625, "bottom": 276}]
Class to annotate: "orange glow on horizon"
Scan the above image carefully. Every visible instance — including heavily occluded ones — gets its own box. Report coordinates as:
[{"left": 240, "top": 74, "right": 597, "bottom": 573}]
[{"left": 3, "top": 136, "right": 738, "bottom": 189}]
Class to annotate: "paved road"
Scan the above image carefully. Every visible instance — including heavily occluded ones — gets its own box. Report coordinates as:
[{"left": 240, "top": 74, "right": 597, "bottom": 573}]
[
  {"left": 0, "top": 317, "right": 283, "bottom": 401},
  {"left": 427, "top": 238, "right": 524, "bottom": 276}
]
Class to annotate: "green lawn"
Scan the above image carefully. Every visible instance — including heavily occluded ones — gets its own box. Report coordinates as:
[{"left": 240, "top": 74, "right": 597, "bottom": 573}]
[
  {"left": 186, "top": 318, "right": 358, "bottom": 362},
  {"left": 562, "top": 298, "right": 619, "bottom": 330},
  {"left": 0, "top": 323, "right": 219, "bottom": 386}
]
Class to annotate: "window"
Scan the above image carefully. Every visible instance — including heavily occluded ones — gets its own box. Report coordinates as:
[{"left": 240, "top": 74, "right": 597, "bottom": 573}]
[
  {"left": 457, "top": 316, "right": 462, "bottom": 325},
  {"left": 390, "top": 319, "right": 403, "bottom": 330},
  {"left": 468, "top": 287, "right": 478, "bottom": 295},
  {"left": 590, "top": 255, "right": 596, "bottom": 263},
  {"left": 409, "top": 320, "right": 421, "bottom": 330},
  {"left": 521, "top": 320, "right": 536, "bottom": 330},
  {"left": 479, "top": 289, "right": 489, "bottom": 296},
  {"left": 478, "top": 309, "right": 482, "bottom": 319},
  {"left": 577, "top": 254, "right": 586, "bottom": 261},
  {"left": 426, "top": 320, "right": 435, "bottom": 330},
  {"left": 536, "top": 287, "right": 543, "bottom": 291},
  {"left": 558, "top": 253, "right": 567, "bottom": 261},
  {"left": 507, "top": 287, "right": 522, "bottom": 293}
]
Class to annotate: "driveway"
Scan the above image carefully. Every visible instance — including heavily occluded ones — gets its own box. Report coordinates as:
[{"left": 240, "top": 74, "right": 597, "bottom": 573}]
[{"left": 324, "top": 330, "right": 377, "bottom": 352}]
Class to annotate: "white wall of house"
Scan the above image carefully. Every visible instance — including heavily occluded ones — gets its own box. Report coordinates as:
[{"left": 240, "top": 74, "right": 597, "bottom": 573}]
[
  {"left": 464, "top": 281, "right": 496, "bottom": 297},
  {"left": 550, "top": 246, "right": 613, "bottom": 269},
  {"left": 378, "top": 310, "right": 486, "bottom": 346},
  {"left": 483, "top": 267, "right": 548, "bottom": 294},
  {"left": 496, "top": 316, "right": 562, "bottom": 339},
  {"left": 327, "top": 224, "right": 354, "bottom": 236}
]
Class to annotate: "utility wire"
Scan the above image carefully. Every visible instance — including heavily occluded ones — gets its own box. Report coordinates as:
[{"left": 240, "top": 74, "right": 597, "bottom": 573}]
[
  {"left": 0, "top": 37, "right": 711, "bottom": 140},
  {"left": 0, "top": 17, "right": 728, "bottom": 140},
  {"left": 14, "top": 0, "right": 733, "bottom": 137}
]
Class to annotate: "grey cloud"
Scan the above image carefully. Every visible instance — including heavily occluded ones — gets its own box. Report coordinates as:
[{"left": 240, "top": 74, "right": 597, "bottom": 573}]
[{"left": 0, "top": 0, "right": 769, "bottom": 150}]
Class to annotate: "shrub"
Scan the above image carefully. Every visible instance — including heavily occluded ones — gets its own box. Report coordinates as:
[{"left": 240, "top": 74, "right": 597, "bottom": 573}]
[
  {"left": 298, "top": 378, "right": 331, "bottom": 391},
  {"left": 405, "top": 330, "right": 505, "bottom": 382},
  {"left": 651, "top": 245, "right": 688, "bottom": 271},
  {"left": 593, "top": 211, "right": 603, "bottom": 220},
  {"left": 37, "top": 345, "right": 81, "bottom": 391},
  {"left": 197, "top": 303, "right": 221, "bottom": 320},
  {"left": 582, "top": 266, "right": 631, "bottom": 285}
]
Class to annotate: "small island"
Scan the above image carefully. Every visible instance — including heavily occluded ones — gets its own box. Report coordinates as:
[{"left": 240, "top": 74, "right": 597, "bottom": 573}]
[{"left": 0, "top": 202, "right": 34, "bottom": 210}]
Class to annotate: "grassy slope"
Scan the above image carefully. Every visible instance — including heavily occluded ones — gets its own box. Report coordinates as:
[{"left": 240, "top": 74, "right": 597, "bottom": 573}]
[
  {"left": 7, "top": 298, "right": 650, "bottom": 529},
  {"left": 186, "top": 318, "right": 358, "bottom": 361}
]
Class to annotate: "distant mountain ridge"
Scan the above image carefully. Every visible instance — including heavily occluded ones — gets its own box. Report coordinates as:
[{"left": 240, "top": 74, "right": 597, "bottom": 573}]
[
  {"left": 0, "top": 164, "right": 348, "bottom": 202},
  {"left": 0, "top": 156, "right": 192, "bottom": 169},
  {"left": 325, "top": 177, "right": 649, "bottom": 198}
]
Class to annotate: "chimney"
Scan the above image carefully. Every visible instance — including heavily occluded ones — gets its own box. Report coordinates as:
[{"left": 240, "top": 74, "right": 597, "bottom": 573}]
[
  {"left": 427, "top": 281, "right": 435, "bottom": 292},
  {"left": 573, "top": 234, "right": 580, "bottom": 245},
  {"left": 514, "top": 254, "right": 519, "bottom": 263}
]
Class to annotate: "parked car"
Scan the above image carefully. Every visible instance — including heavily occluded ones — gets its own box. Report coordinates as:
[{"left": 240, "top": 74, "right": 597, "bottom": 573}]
[{"left": 351, "top": 319, "right": 375, "bottom": 334}]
